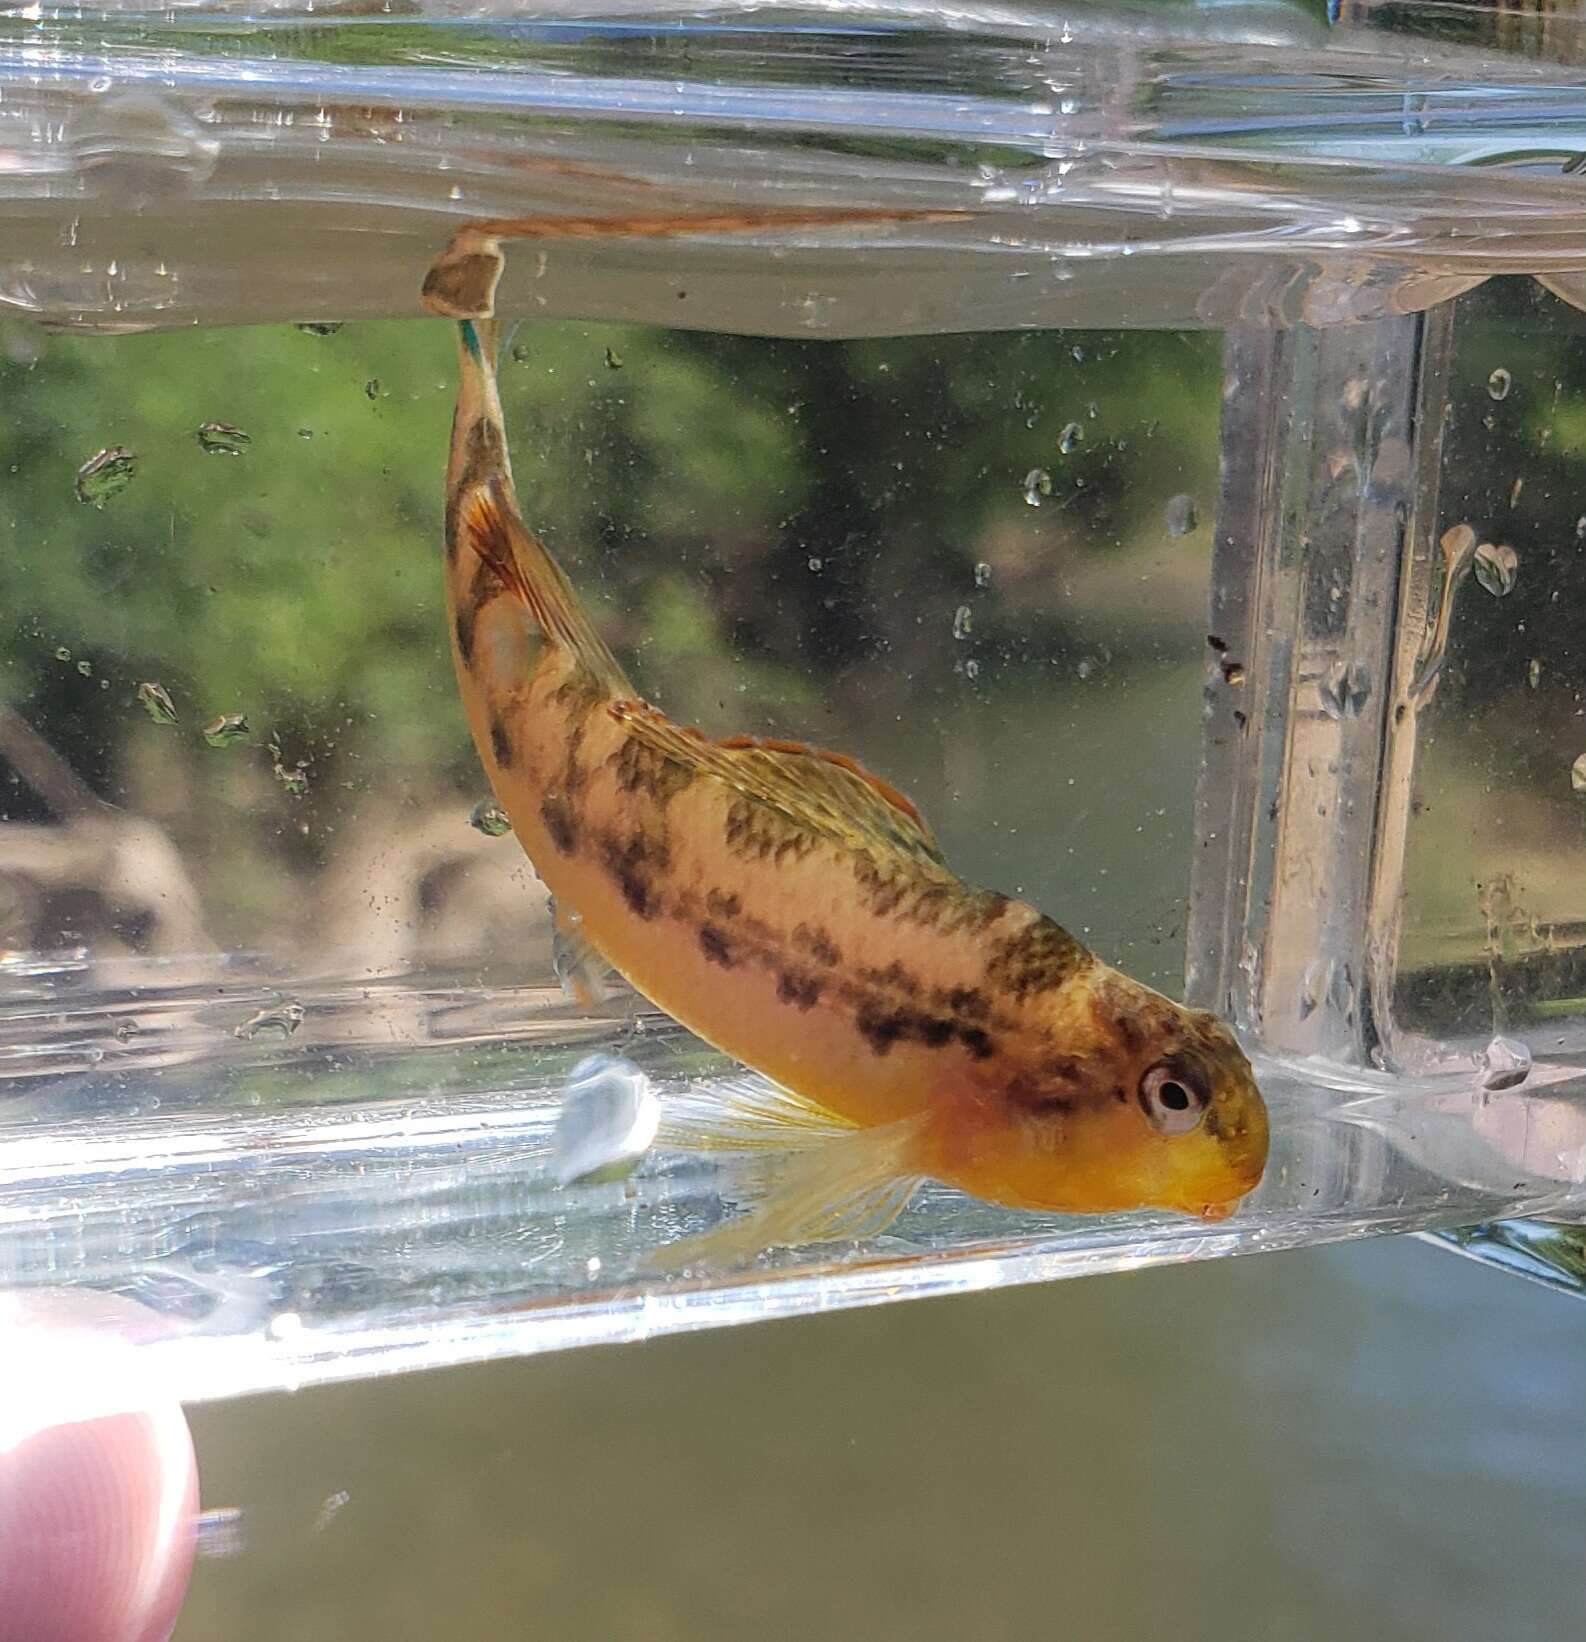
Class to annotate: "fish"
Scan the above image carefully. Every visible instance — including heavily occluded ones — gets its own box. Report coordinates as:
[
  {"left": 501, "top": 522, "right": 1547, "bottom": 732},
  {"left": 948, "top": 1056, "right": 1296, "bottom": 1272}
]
[{"left": 422, "top": 215, "right": 1269, "bottom": 1266}]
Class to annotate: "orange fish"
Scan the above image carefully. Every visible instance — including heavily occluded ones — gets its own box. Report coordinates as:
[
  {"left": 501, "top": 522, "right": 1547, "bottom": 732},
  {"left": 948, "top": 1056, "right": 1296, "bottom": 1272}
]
[{"left": 423, "top": 218, "right": 1268, "bottom": 1265}]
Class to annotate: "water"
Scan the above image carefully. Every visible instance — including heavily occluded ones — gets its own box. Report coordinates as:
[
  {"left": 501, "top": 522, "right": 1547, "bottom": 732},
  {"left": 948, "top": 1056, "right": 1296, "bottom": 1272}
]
[{"left": 3, "top": 0, "right": 1586, "bottom": 1396}]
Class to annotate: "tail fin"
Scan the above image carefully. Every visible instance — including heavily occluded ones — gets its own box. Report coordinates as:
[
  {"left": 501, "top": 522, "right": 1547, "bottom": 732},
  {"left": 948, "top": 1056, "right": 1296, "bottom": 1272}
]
[{"left": 445, "top": 309, "right": 632, "bottom": 699}]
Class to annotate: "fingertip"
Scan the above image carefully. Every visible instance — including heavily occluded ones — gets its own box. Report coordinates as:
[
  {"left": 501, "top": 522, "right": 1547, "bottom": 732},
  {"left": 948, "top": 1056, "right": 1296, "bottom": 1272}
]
[{"left": 0, "top": 1291, "right": 199, "bottom": 1642}]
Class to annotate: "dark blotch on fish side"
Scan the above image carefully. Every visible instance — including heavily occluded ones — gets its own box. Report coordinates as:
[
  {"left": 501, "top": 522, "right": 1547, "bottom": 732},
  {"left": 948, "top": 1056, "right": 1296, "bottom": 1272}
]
[
  {"left": 776, "top": 970, "right": 823, "bottom": 1010},
  {"left": 706, "top": 888, "right": 742, "bottom": 920},
  {"left": 540, "top": 796, "right": 577, "bottom": 854},
  {"left": 698, "top": 924, "right": 735, "bottom": 967},
  {"left": 943, "top": 985, "right": 990, "bottom": 1021},
  {"left": 792, "top": 922, "right": 841, "bottom": 967},
  {"left": 599, "top": 833, "right": 665, "bottom": 922},
  {"left": 454, "top": 607, "right": 477, "bottom": 665},
  {"left": 489, "top": 714, "right": 514, "bottom": 768},
  {"left": 854, "top": 1002, "right": 996, "bottom": 1060}
]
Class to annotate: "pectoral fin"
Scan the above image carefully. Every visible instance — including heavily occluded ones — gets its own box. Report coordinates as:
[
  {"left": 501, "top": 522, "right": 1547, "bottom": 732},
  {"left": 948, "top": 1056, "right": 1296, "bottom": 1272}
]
[{"left": 647, "top": 1111, "right": 928, "bottom": 1272}]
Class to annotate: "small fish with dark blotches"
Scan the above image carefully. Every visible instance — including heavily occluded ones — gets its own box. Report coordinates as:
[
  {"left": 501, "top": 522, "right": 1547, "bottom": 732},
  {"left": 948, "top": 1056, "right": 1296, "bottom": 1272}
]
[{"left": 422, "top": 214, "right": 1268, "bottom": 1266}]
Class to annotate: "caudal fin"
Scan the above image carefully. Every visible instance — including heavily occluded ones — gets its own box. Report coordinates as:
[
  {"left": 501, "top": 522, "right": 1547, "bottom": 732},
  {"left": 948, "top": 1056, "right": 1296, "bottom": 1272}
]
[{"left": 443, "top": 298, "right": 632, "bottom": 698}]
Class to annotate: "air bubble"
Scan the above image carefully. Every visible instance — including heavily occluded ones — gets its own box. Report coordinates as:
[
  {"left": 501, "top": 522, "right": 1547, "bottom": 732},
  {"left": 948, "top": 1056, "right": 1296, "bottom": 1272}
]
[
  {"left": 1057, "top": 421, "right": 1083, "bottom": 455},
  {"left": 1473, "top": 541, "right": 1518, "bottom": 597},
  {"left": 952, "top": 605, "right": 973, "bottom": 640},
  {"left": 136, "top": 681, "right": 177, "bottom": 725},
  {"left": 1487, "top": 367, "right": 1513, "bottom": 401},
  {"left": 74, "top": 446, "right": 136, "bottom": 507},
  {"left": 974, "top": 561, "right": 992, "bottom": 588},
  {"left": 1571, "top": 753, "right": 1586, "bottom": 794},
  {"left": 1022, "top": 468, "right": 1052, "bottom": 507},
  {"left": 1319, "top": 660, "right": 1372, "bottom": 720},
  {"left": 1528, "top": 659, "right": 1542, "bottom": 690},
  {"left": 202, "top": 713, "right": 249, "bottom": 748},
  {"left": 469, "top": 799, "right": 512, "bottom": 837},
  {"left": 1164, "top": 494, "right": 1199, "bottom": 537},
  {"left": 233, "top": 1000, "right": 305, "bottom": 1040},
  {"left": 1480, "top": 1035, "right": 1531, "bottom": 1090},
  {"left": 196, "top": 421, "right": 250, "bottom": 456}
]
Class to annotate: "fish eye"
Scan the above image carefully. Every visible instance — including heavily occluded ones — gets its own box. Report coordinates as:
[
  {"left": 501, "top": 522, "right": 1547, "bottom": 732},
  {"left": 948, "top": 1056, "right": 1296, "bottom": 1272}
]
[{"left": 1137, "top": 1064, "right": 1209, "bottom": 1135}]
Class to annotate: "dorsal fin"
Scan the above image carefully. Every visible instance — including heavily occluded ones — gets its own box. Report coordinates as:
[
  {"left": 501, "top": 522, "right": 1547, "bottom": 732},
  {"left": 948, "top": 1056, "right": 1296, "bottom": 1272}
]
[{"left": 610, "top": 699, "right": 948, "bottom": 872}]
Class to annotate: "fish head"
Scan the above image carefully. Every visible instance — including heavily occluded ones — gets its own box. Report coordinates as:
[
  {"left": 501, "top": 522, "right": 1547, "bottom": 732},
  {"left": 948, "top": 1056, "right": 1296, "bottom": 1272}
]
[{"left": 955, "top": 966, "right": 1269, "bottom": 1219}]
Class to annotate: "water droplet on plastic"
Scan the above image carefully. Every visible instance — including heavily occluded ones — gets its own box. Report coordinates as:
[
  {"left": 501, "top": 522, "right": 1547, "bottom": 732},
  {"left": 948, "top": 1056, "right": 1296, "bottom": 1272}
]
[
  {"left": 604, "top": 347, "right": 623, "bottom": 370},
  {"left": 364, "top": 378, "right": 380, "bottom": 400},
  {"left": 964, "top": 658, "right": 980, "bottom": 680},
  {"left": 1528, "top": 658, "right": 1542, "bottom": 690},
  {"left": 974, "top": 561, "right": 992, "bottom": 588},
  {"left": 136, "top": 680, "right": 177, "bottom": 724},
  {"left": 203, "top": 712, "right": 249, "bottom": 748},
  {"left": 296, "top": 322, "right": 342, "bottom": 336},
  {"left": 53, "top": 645, "right": 71, "bottom": 662},
  {"left": 75, "top": 446, "right": 136, "bottom": 506},
  {"left": 1480, "top": 1035, "right": 1531, "bottom": 1090},
  {"left": 551, "top": 1054, "right": 659, "bottom": 1186},
  {"left": 1571, "top": 753, "right": 1586, "bottom": 794},
  {"left": 196, "top": 420, "right": 250, "bottom": 456},
  {"left": 1164, "top": 494, "right": 1199, "bottom": 537},
  {"left": 807, "top": 556, "right": 823, "bottom": 572},
  {"left": 1022, "top": 468, "right": 1052, "bottom": 507},
  {"left": 1319, "top": 660, "right": 1372, "bottom": 720},
  {"left": 1057, "top": 421, "right": 1083, "bottom": 455},
  {"left": 75, "top": 659, "right": 92, "bottom": 677},
  {"left": 952, "top": 605, "right": 973, "bottom": 640},
  {"left": 1473, "top": 541, "right": 1518, "bottom": 597},
  {"left": 1487, "top": 367, "right": 1512, "bottom": 401},
  {"left": 469, "top": 799, "right": 511, "bottom": 837},
  {"left": 233, "top": 999, "right": 305, "bottom": 1040}
]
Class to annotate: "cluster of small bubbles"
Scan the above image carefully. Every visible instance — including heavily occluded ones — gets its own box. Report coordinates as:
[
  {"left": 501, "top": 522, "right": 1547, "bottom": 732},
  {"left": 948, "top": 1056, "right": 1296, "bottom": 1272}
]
[
  {"left": 74, "top": 446, "right": 136, "bottom": 507},
  {"left": 952, "top": 605, "right": 973, "bottom": 640},
  {"left": 1571, "top": 752, "right": 1586, "bottom": 794},
  {"left": 271, "top": 755, "right": 309, "bottom": 797},
  {"left": 296, "top": 321, "right": 342, "bottom": 336},
  {"left": 1319, "top": 660, "right": 1372, "bottom": 721},
  {"left": 1022, "top": 467, "right": 1052, "bottom": 507},
  {"left": 1164, "top": 493, "right": 1199, "bottom": 537},
  {"left": 1473, "top": 541, "right": 1519, "bottom": 597},
  {"left": 1480, "top": 1034, "right": 1532, "bottom": 1091},
  {"left": 195, "top": 420, "right": 250, "bottom": 456},
  {"left": 974, "top": 561, "right": 992, "bottom": 588},
  {"left": 136, "top": 681, "right": 178, "bottom": 725},
  {"left": 233, "top": 999, "right": 305, "bottom": 1040},
  {"left": 1487, "top": 366, "right": 1513, "bottom": 402},
  {"left": 202, "top": 712, "right": 249, "bottom": 748},
  {"left": 1057, "top": 421, "right": 1083, "bottom": 455},
  {"left": 468, "top": 799, "right": 512, "bottom": 837}
]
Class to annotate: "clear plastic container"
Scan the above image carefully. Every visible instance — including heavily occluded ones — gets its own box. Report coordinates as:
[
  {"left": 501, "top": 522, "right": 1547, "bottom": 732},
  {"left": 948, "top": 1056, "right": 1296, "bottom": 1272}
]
[{"left": 5, "top": 0, "right": 1586, "bottom": 1401}]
